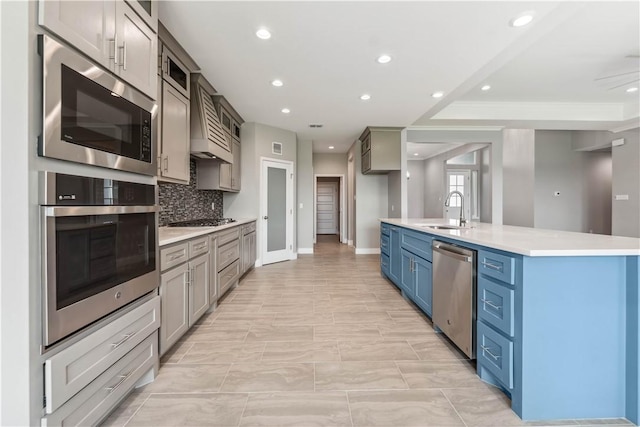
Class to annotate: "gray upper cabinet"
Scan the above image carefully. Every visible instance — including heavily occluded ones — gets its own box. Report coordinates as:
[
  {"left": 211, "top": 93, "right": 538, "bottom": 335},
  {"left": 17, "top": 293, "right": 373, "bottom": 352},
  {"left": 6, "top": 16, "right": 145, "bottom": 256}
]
[
  {"left": 39, "top": 0, "right": 158, "bottom": 100},
  {"left": 114, "top": 0, "right": 157, "bottom": 98},
  {"left": 125, "top": 0, "right": 157, "bottom": 33},
  {"left": 360, "top": 127, "right": 402, "bottom": 174},
  {"left": 158, "top": 80, "right": 190, "bottom": 183}
]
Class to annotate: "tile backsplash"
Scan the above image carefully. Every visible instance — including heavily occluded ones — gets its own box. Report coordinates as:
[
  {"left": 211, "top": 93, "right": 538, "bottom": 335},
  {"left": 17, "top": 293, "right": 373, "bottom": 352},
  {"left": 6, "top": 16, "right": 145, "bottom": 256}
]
[{"left": 158, "top": 160, "right": 223, "bottom": 226}]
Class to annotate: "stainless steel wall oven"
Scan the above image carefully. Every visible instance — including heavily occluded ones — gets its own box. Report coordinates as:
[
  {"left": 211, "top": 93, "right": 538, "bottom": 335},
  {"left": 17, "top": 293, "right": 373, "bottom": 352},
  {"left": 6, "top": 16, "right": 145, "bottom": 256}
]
[
  {"left": 41, "top": 172, "right": 159, "bottom": 346},
  {"left": 39, "top": 35, "right": 157, "bottom": 175}
]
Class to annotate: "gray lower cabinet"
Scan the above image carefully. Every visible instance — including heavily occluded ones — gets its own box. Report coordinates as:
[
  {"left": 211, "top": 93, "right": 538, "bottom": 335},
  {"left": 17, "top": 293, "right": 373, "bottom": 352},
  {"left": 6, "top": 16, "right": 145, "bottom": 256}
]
[
  {"left": 209, "top": 234, "right": 219, "bottom": 305},
  {"left": 241, "top": 222, "right": 257, "bottom": 274},
  {"left": 159, "top": 263, "right": 189, "bottom": 355},
  {"left": 188, "top": 253, "right": 209, "bottom": 325},
  {"left": 42, "top": 296, "right": 160, "bottom": 426},
  {"left": 159, "top": 238, "right": 210, "bottom": 356}
]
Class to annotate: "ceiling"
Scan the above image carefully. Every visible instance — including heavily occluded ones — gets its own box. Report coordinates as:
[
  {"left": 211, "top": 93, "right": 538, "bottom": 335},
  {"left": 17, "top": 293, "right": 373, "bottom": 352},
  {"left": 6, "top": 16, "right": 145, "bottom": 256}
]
[{"left": 159, "top": 1, "right": 640, "bottom": 154}]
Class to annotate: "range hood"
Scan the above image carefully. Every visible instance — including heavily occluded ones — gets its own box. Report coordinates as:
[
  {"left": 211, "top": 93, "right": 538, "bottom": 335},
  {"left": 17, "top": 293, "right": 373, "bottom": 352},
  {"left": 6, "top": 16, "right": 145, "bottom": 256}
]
[{"left": 190, "top": 74, "right": 232, "bottom": 163}]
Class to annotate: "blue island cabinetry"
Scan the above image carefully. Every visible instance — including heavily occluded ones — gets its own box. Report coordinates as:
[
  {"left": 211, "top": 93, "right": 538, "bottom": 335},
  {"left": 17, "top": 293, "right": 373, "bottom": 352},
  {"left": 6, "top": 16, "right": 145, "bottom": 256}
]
[{"left": 379, "top": 220, "right": 640, "bottom": 424}]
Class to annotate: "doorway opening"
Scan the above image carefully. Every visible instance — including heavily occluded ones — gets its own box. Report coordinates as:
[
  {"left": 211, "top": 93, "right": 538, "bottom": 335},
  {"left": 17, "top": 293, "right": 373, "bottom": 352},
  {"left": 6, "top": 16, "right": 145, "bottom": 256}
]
[{"left": 314, "top": 174, "right": 346, "bottom": 245}]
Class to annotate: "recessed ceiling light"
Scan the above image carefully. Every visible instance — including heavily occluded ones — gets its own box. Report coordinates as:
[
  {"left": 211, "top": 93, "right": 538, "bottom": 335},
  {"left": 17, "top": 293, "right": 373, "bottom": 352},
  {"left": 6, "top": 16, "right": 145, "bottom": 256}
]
[
  {"left": 510, "top": 12, "right": 534, "bottom": 27},
  {"left": 431, "top": 91, "right": 444, "bottom": 98},
  {"left": 271, "top": 79, "right": 283, "bottom": 87},
  {"left": 626, "top": 87, "right": 638, "bottom": 93},
  {"left": 256, "top": 28, "right": 271, "bottom": 40},
  {"left": 281, "top": 108, "right": 290, "bottom": 114},
  {"left": 413, "top": 153, "right": 419, "bottom": 156},
  {"left": 360, "top": 94, "right": 371, "bottom": 100},
  {"left": 377, "top": 54, "right": 392, "bottom": 64},
  {"left": 481, "top": 85, "right": 491, "bottom": 91},
  {"left": 329, "top": 146, "right": 335, "bottom": 150}
]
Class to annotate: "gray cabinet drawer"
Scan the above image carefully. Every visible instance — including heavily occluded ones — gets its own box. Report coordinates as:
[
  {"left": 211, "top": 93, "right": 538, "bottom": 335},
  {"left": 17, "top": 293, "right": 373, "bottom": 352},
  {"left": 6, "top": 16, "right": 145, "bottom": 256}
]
[
  {"left": 189, "top": 236, "right": 209, "bottom": 258},
  {"left": 478, "top": 249, "right": 515, "bottom": 285},
  {"left": 242, "top": 222, "right": 256, "bottom": 235},
  {"left": 219, "top": 259, "right": 240, "bottom": 296},
  {"left": 218, "top": 227, "right": 240, "bottom": 246},
  {"left": 44, "top": 297, "right": 160, "bottom": 414},
  {"left": 380, "top": 234, "right": 390, "bottom": 255},
  {"left": 218, "top": 240, "right": 240, "bottom": 271},
  {"left": 381, "top": 254, "right": 390, "bottom": 276},
  {"left": 477, "top": 321, "right": 513, "bottom": 389},
  {"left": 478, "top": 277, "right": 514, "bottom": 337},
  {"left": 160, "top": 243, "right": 188, "bottom": 272},
  {"left": 42, "top": 333, "right": 157, "bottom": 427},
  {"left": 400, "top": 228, "right": 433, "bottom": 262}
]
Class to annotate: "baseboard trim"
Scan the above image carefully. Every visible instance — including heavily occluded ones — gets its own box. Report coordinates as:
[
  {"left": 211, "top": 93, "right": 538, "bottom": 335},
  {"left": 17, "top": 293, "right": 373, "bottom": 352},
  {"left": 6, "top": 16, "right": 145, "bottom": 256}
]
[
  {"left": 255, "top": 258, "right": 263, "bottom": 268},
  {"left": 347, "top": 239, "right": 354, "bottom": 246},
  {"left": 355, "top": 248, "right": 381, "bottom": 255},
  {"left": 298, "top": 248, "right": 314, "bottom": 254},
  {"left": 290, "top": 252, "right": 298, "bottom": 260}
]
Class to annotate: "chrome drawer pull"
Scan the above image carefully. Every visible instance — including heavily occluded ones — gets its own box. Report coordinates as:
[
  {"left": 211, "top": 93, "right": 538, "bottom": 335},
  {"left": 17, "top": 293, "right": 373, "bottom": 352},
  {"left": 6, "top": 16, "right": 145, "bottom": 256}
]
[
  {"left": 481, "top": 345, "right": 501, "bottom": 360},
  {"left": 110, "top": 332, "right": 135, "bottom": 349},
  {"left": 481, "top": 261, "right": 502, "bottom": 271},
  {"left": 193, "top": 243, "right": 206, "bottom": 251},
  {"left": 168, "top": 252, "right": 184, "bottom": 261},
  {"left": 481, "top": 299, "right": 502, "bottom": 310},
  {"left": 106, "top": 373, "right": 130, "bottom": 394}
]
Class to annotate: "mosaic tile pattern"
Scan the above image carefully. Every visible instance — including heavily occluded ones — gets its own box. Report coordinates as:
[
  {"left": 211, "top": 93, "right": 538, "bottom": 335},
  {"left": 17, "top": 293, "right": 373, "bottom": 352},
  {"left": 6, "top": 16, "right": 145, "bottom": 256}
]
[{"left": 158, "top": 160, "right": 223, "bottom": 225}]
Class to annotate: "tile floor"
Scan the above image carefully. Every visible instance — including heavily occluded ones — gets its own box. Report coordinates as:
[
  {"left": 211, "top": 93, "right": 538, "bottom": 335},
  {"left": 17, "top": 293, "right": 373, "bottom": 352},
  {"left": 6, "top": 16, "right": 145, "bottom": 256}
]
[{"left": 102, "top": 235, "right": 635, "bottom": 427}]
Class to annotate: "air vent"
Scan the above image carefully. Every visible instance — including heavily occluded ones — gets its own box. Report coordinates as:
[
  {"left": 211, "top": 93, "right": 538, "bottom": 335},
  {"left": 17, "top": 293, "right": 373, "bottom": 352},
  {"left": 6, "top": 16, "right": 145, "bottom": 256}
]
[
  {"left": 309, "top": 124, "right": 324, "bottom": 128},
  {"left": 272, "top": 142, "right": 283, "bottom": 155}
]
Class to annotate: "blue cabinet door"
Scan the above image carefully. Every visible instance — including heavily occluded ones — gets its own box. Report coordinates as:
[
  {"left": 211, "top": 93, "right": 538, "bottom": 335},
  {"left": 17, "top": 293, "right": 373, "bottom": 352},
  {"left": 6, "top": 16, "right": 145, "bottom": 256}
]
[
  {"left": 413, "top": 256, "right": 432, "bottom": 317},
  {"left": 400, "top": 248, "right": 415, "bottom": 298},
  {"left": 389, "top": 226, "right": 401, "bottom": 285}
]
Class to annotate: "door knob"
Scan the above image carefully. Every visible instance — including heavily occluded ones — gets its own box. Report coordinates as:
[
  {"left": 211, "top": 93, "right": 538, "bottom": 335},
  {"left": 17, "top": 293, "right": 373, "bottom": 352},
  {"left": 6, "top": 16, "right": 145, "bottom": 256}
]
[{"left": 263, "top": 216, "right": 268, "bottom": 220}]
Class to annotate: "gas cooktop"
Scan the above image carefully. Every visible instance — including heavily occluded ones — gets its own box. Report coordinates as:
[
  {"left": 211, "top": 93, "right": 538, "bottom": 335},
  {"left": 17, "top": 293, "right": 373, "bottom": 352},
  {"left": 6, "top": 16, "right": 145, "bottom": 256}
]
[{"left": 168, "top": 218, "right": 236, "bottom": 227}]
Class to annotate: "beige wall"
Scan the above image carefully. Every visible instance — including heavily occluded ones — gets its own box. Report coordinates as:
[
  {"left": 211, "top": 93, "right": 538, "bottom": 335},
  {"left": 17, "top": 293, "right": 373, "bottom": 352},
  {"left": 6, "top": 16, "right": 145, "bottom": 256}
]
[
  {"left": 313, "top": 153, "right": 347, "bottom": 175},
  {"left": 612, "top": 129, "right": 640, "bottom": 237},
  {"left": 407, "top": 160, "right": 425, "bottom": 218},
  {"left": 297, "top": 139, "right": 314, "bottom": 251},
  {"left": 503, "top": 129, "right": 535, "bottom": 227}
]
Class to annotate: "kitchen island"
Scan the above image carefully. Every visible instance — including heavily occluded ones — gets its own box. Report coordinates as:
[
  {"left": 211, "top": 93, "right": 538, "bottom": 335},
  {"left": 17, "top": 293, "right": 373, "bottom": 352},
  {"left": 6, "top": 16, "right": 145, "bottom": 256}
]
[{"left": 380, "top": 218, "right": 640, "bottom": 424}]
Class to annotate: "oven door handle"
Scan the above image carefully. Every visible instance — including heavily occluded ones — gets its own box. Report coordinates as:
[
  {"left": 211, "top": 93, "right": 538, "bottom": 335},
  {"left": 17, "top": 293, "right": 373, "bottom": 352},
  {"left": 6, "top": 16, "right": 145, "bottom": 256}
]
[{"left": 43, "top": 205, "right": 159, "bottom": 217}]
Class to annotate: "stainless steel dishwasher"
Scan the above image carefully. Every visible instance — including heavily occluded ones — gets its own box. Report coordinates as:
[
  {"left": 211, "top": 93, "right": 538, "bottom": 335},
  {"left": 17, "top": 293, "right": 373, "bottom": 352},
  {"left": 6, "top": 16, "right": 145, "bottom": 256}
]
[{"left": 432, "top": 240, "right": 477, "bottom": 359}]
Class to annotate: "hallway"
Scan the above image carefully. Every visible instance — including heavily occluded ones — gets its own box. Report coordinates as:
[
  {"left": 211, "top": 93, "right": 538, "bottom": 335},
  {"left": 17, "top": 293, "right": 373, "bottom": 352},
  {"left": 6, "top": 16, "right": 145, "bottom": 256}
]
[{"left": 103, "top": 241, "right": 632, "bottom": 427}]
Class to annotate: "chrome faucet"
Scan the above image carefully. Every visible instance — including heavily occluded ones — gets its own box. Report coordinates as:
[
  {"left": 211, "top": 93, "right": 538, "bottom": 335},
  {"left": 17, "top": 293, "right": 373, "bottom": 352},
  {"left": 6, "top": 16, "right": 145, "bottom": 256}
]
[{"left": 445, "top": 190, "right": 466, "bottom": 227}]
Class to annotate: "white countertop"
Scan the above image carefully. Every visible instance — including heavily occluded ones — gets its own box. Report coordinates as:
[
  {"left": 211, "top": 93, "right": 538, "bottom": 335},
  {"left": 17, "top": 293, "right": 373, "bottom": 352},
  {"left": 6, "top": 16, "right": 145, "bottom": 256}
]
[
  {"left": 381, "top": 218, "right": 640, "bottom": 257},
  {"left": 159, "top": 218, "right": 256, "bottom": 246}
]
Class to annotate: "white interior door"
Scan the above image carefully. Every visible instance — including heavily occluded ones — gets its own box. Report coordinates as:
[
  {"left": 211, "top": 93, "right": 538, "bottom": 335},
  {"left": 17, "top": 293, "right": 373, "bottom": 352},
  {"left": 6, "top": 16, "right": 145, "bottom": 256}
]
[
  {"left": 261, "top": 159, "right": 293, "bottom": 265},
  {"left": 316, "top": 182, "right": 338, "bottom": 234},
  {"left": 444, "top": 170, "right": 471, "bottom": 222}
]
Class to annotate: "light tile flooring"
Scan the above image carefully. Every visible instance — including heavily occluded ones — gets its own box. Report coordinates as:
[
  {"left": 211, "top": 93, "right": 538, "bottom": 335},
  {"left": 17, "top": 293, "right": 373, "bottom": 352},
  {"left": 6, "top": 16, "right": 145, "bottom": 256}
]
[{"left": 103, "top": 236, "right": 635, "bottom": 427}]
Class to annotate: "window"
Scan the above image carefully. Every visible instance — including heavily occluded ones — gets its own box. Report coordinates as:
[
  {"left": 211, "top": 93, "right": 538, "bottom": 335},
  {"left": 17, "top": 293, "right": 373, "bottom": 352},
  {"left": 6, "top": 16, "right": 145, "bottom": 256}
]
[{"left": 448, "top": 174, "right": 465, "bottom": 207}]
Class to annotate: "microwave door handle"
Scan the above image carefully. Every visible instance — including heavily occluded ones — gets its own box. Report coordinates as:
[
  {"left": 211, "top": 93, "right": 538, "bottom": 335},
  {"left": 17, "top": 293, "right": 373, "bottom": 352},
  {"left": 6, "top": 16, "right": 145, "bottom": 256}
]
[{"left": 44, "top": 205, "right": 158, "bottom": 217}]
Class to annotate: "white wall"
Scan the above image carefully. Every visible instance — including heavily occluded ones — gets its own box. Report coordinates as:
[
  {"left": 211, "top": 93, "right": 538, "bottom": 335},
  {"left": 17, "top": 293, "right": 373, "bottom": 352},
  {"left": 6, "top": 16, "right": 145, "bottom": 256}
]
[
  {"left": 612, "top": 129, "right": 640, "bottom": 237},
  {"left": 354, "top": 139, "right": 388, "bottom": 252},
  {"left": 313, "top": 153, "right": 347, "bottom": 175},
  {"left": 297, "top": 139, "right": 314, "bottom": 252},
  {"left": 407, "top": 160, "right": 425, "bottom": 218},
  {"left": 224, "top": 122, "right": 298, "bottom": 257},
  {"left": 503, "top": 129, "right": 535, "bottom": 227},
  {"left": 387, "top": 171, "right": 402, "bottom": 218},
  {"left": 534, "top": 130, "right": 586, "bottom": 232}
]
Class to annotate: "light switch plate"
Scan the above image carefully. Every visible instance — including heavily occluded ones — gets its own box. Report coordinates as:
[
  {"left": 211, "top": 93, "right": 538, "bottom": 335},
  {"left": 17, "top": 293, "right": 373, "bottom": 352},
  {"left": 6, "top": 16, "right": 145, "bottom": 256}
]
[{"left": 615, "top": 194, "right": 629, "bottom": 200}]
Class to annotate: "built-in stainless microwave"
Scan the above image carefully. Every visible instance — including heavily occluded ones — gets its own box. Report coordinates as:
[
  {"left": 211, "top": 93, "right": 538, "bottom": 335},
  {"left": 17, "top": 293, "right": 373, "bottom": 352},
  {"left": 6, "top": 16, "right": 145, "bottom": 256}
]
[
  {"left": 41, "top": 172, "right": 159, "bottom": 346},
  {"left": 39, "top": 35, "right": 157, "bottom": 175}
]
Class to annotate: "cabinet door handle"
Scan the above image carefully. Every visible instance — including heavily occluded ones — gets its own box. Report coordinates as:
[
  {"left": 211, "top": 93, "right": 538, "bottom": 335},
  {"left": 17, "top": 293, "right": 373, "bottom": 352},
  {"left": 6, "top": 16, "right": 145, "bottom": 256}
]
[
  {"left": 481, "top": 345, "right": 501, "bottom": 360},
  {"left": 163, "top": 156, "right": 169, "bottom": 173},
  {"left": 110, "top": 332, "right": 135, "bottom": 350},
  {"left": 184, "top": 270, "right": 190, "bottom": 287},
  {"left": 481, "top": 261, "right": 502, "bottom": 271},
  {"left": 110, "top": 34, "right": 118, "bottom": 64},
  {"left": 119, "top": 41, "right": 127, "bottom": 70},
  {"left": 481, "top": 299, "right": 502, "bottom": 310}
]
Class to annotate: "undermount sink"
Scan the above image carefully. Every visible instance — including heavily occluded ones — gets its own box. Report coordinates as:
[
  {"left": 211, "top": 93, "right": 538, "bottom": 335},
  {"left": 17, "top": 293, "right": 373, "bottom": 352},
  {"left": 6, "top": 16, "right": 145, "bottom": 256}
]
[{"left": 426, "top": 225, "right": 462, "bottom": 230}]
